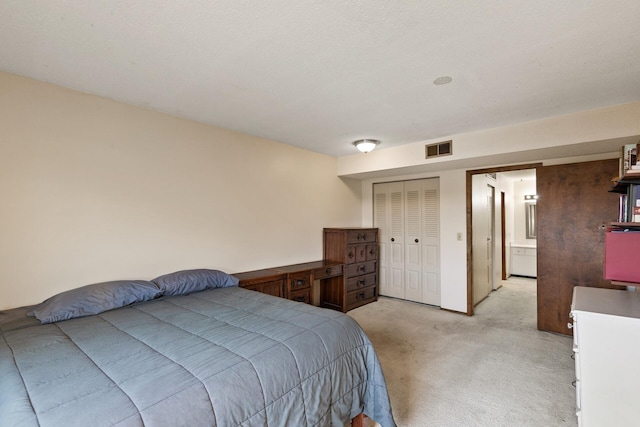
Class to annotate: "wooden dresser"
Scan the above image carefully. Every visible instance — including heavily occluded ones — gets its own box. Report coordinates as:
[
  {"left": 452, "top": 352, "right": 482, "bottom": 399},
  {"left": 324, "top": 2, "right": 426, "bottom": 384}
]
[
  {"left": 321, "top": 227, "right": 378, "bottom": 312},
  {"left": 233, "top": 260, "right": 343, "bottom": 305}
]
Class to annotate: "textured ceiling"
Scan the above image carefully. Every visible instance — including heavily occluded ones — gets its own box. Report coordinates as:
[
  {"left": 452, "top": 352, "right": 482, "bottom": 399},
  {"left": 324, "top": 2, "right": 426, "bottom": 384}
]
[{"left": 2, "top": 1, "right": 640, "bottom": 157}]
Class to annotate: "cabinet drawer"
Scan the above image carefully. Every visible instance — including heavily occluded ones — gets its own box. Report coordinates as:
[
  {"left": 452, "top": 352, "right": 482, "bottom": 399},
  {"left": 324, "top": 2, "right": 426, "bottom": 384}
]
[
  {"left": 345, "top": 246, "right": 357, "bottom": 264},
  {"left": 366, "top": 244, "right": 378, "bottom": 261},
  {"left": 289, "top": 288, "right": 312, "bottom": 304},
  {"left": 511, "top": 247, "right": 536, "bottom": 256},
  {"left": 346, "top": 261, "right": 377, "bottom": 277},
  {"left": 242, "top": 279, "right": 284, "bottom": 298},
  {"left": 288, "top": 271, "right": 312, "bottom": 291},
  {"left": 352, "top": 244, "right": 379, "bottom": 262},
  {"left": 346, "top": 229, "right": 377, "bottom": 244},
  {"left": 355, "top": 244, "right": 368, "bottom": 263},
  {"left": 314, "top": 264, "right": 343, "bottom": 280},
  {"left": 346, "top": 273, "right": 377, "bottom": 292},
  {"left": 346, "top": 286, "right": 377, "bottom": 308}
]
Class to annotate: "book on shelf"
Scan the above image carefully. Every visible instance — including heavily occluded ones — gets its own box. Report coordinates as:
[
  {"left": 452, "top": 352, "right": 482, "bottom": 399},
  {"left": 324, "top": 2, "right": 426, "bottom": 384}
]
[
  {"left": 619, "top": 193, "right": 628, "bottom": 222},
  {"left": 634, "top": 205, "right": 640, "bottom": 223},
  {"left": 627, "top": 184, "right": 640, "bottom": 222}
]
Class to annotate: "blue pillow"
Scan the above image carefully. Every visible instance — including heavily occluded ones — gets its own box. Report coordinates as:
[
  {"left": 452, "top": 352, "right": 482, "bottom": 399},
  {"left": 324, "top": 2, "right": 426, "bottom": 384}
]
[
  {"left": 151, "top": 269, "right": 239, "bottom": 296},
  {"left": 28, "top": 280, "right": 162, "bottom": 324}
]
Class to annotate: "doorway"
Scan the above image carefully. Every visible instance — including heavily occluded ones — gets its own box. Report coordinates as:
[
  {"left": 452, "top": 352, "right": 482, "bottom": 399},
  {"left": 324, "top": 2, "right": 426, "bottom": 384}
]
[{"left": 466, "top": 163, "right": 542, "bottom": 315}]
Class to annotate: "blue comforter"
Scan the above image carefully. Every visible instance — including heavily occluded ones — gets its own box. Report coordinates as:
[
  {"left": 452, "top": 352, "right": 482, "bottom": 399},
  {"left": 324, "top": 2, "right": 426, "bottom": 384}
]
[{"left": 0, "top": 287, "right": 395, "bottom": 426}]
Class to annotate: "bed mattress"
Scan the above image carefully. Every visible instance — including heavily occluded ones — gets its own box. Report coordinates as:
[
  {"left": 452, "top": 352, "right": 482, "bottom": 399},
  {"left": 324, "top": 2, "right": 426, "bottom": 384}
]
[{"left": 0, "top": 286, "right": 394, "bottom": 427}]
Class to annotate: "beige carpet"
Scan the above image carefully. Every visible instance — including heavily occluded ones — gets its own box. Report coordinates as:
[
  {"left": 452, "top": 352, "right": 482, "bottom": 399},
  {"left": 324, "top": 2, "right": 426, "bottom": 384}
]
[{"left": 349, "top": 278, "right": 577, "bottom": 427}]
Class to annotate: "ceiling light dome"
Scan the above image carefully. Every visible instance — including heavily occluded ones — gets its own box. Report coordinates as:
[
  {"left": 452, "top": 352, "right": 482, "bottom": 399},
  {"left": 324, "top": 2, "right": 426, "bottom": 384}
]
[{"left": 353, "top": 139, "right": 380, "bottom": 153}]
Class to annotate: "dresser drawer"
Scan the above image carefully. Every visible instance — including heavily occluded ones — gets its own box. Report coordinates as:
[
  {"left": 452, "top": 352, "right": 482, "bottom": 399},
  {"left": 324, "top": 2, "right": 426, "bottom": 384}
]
[
  {"left": 346, "top": 273, "right": 377, "bottom": 292},
  {"left": 287, "top": 271, "right": 312, "bottom": 291},
  {"left": 346, "top": 286, "right": 377, "bottom": 309},
  {"left": 346, "top": 229, "right": 377, "bottom": 244},
  {"left": 355, "top": 244, "right": 368, "bottom": 263},
  {"left": 346, "top": 261, "right": 377, "bottom": 277},
  {"left": 241, "top": 279, "right": 284, "bottom": 298},
  {"left": 289, "top": 288, "right": 312, "bottom": 304},
  {"left": 366, "top": 244, "right": 378, "bottom": 261},
  {"left": 345, "top": 246, "right": 357, "bottom": 264},
  {"left": 314, "top": 263, "right": 343, "bottom": 280}
]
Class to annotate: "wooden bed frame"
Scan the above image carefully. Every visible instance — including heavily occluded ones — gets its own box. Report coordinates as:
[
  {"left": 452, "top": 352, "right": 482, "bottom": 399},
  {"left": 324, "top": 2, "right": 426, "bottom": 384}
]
[{"left": 352, "top": 413, "right": 368, "bottom": 427}]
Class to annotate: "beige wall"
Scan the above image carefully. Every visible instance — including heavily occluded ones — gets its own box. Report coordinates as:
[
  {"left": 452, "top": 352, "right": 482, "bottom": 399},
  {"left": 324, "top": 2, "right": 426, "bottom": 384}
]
[
  {"left": 512, "top": 179, "right": 537, "bottom": 245},
  {"left": 0, "top": 72, "right": 362, "bottom": 310}
]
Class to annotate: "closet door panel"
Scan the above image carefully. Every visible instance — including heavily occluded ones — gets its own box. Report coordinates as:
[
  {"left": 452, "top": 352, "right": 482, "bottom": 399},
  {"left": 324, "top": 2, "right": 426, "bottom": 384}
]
[
  {"left": 405, "top": 269, "right": 421, "bottom": 301},
  {"left": 375, "top": 191, "right": 389, "bottom": 295},
  {"left": 375, "top": 182, "right": 405, "bottom": 299},
  {"left": 374, "top": 178, "right": 440, "bottom": 305},
  {"left": 422, "top": 181, "right": 441, "bottom": 306},
  {"left": 405, "top": 181, "right": 423, "bottom": 302},
  {"left": 390, "top": 266, "right": 404, "bottom": 298},
  {"left": 388, "top": 183, "right": 405, "bottom": 298}
]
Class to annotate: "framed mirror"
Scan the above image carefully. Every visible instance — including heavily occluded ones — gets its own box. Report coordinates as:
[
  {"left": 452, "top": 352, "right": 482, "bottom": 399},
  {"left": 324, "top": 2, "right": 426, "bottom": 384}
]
[{"left": 525, "top": 202, "right": 537, "bottom": 239}]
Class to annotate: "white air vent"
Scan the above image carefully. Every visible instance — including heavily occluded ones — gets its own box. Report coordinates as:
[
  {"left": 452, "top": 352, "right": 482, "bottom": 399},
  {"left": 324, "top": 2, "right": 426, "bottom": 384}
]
[{"left": 425, "top": 140, "right": 452, "bottom": 159}]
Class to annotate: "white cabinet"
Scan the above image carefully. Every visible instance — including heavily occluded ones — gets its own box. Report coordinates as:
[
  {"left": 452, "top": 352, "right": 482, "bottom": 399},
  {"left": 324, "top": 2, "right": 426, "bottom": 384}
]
[
  {"left": 570, "top": 287, "right": 640, "bottom": 426},
  {"left": 510, "top": 244, "right": 536, "bottom": 277}
]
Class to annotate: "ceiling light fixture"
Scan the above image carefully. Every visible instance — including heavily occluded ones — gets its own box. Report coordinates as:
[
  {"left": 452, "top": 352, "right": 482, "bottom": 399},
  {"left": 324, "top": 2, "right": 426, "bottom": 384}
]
[
  {"left": 433, "top": 76, "right": 452, "bottom": 85},
  {"left": 353, "top": 139, "right": 380, "bottom": 153}
]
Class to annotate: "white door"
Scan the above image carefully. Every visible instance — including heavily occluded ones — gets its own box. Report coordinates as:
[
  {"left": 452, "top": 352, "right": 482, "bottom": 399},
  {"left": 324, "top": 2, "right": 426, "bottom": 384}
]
[
  {"left": 374, "top": 179, "right": 440, "bottom": 305},
  {"left": 472, "top": 176, "right": 495, "bottom": 305},
  {"left": 487, "top": 185, "right": 495, "bottom": 290},
  {"left": 421, "top": 180, "right": 441, "bottom": 306},
  {"left": 404, "top": 180, "right": 422, "bottom": 302},
  {"left": 375, "top": 181, "right": 405, "bottom": 299}
]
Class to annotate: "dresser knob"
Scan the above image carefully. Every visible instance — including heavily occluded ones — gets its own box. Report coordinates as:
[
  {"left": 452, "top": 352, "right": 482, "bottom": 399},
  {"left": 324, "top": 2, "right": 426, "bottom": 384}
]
[
  {"left": 391, "top": 238, "right": 395, "bottom": 242},
  {"left": 415, "top": 239, "right": 419, "bottom": 243}
]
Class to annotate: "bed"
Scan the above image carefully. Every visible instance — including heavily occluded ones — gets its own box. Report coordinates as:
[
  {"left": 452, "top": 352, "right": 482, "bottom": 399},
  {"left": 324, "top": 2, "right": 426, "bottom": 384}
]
[{"left": 0, "top": 269, "right": 395, "bottom": 427}]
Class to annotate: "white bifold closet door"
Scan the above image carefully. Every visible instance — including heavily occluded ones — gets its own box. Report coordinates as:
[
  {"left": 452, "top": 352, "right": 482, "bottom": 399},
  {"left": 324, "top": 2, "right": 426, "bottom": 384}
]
[{"left": 374, "top": 178, "right": 441, "bottom": 306}]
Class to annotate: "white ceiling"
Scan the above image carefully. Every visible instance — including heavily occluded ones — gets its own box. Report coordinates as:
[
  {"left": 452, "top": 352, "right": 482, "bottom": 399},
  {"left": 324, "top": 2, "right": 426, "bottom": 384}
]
[{"left": 2, "top": 1, "right": 640, "bottom": 157}]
